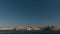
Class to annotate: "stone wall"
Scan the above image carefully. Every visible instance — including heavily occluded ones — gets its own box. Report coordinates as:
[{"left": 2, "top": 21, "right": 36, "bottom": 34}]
[{"left": 0, "top": 28, "right": 14, "bottom": 30}]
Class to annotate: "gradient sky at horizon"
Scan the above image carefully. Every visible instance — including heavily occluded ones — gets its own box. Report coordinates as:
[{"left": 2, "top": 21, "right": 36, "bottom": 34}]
[{"left": 0, "top": 0, "right": 60, "bottom": 27}]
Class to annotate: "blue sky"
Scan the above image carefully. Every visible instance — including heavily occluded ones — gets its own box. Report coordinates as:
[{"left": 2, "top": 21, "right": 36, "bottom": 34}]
[{"left": 0, "top": 0, "right": 60, "bottom": 27}]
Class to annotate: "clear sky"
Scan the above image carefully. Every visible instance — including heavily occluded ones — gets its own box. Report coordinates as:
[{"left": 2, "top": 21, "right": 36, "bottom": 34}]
[{"left": 0, "top": 0, "right": 60, "bottom": 27}]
